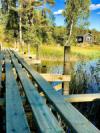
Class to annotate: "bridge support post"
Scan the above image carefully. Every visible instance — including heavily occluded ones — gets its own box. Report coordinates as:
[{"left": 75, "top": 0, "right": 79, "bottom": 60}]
[
  {"left": 62, "top": 45, "right": 71, "bottom": 95},
  {"left": 0, "top": 42, "right": 2, "bottom": 51},
  {"left": 41, "top": 65, "right": 47, "bottom": 73}
]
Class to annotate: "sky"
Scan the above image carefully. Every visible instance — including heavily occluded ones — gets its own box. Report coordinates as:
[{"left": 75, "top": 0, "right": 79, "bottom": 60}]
[{"left": 50, "top": 0, "right": 100, "bottom": 31}]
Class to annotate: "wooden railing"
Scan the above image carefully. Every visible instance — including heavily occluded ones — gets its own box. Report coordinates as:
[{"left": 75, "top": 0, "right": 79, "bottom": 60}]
[
  {"left": 11, "top": 50, "right": 100, "bottom": 133},
  {"left": 0, "top": 50, "right": 100, "bottom": 133}
]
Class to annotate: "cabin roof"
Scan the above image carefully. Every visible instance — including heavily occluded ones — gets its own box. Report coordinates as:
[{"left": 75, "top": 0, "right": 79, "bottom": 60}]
[{"left": 77, "top": 33, "right": 93, "bottom": 37}]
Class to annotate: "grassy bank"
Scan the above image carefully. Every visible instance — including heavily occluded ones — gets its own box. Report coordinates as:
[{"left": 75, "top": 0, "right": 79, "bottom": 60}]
[
  {"left": 4, "top": 43, "right": 100, "bottom": 62},
  {"left": 38, "top": 45, "right": 100, "bottom": 62}
]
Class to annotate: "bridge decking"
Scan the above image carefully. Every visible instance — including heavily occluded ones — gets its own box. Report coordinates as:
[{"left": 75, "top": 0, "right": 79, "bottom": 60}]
[{"left": 0, "top": 50, "right": 100, "bottom": 133}]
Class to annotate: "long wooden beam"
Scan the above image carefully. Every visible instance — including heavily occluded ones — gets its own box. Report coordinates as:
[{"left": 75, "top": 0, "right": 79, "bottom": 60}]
[
  {"left": 1, "top": 93, "right": 100, "bottom": 106},
  {"left": 64, "top": 93, "right": 100, "bottom": 102},
  {"left": 10, "top": 54, "right": 64, "bottom": 132},
  {"left": 0, "top": 98, "right": 4, "bottom": 106},
  {"left": 12, "top": 51, "right": 100, "bottom": 133},
  {"left": 0, "top": 97, "right": 26, "bottom": 106},
  {"left": 41, "top": 74, "right": 71, "bottom": 82},
  {"left": 0, "top": 52, "right": 3, "bottom": 97},
  {"left": 5, "top": 57, "right": 31, "bottom": 133}
]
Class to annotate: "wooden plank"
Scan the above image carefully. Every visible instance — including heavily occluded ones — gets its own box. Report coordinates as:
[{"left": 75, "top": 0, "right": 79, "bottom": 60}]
[
  {"left": 64, "top": 93, "right": 100, "bottom": 102},
  {"left": 18, "top": 52, "right": 41, "bottom": 65},
  {"left": 63, "top": 45, "right": 71, "bottom": 95},
  {"left": 40, "top": 74, "right": 71, "bottom": 82},
  {"left": 53, "top": 84, "right": 62, "bottom": 91},
  {"left": 5, "top": 58, "right": 31, "bottom": 133},
  {"left": 0, "top": 98, "right": 4, "bottom": 105},
  {"left": 25, "top": 59, "right": 41, "bottom": 65},
  {"left": 0, "top": 52, "right": 4, "bottom": 97},
  {"left": 12, "top": 50, "right": 100, "bottom": 133},
  {"left": 10, "top": 55, "right": 64, "bottom": 133},
  {"left": 0, "top": 96, "right": 26, "bottom": 106},
  {"left": 1, "top": 93, "right": 100, "bottom": 106},
  {"left": 0, "top": 53, "right": 3, "bottom": 88}
]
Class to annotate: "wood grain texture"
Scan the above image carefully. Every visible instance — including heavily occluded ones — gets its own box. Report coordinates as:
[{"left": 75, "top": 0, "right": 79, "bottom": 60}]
[
  {"left": 10, "top": 54, "right": 64, "bottom": 133},
  {"left": 5, "top": 57, "right": 31, "bottom": 133},
  {"left": 40, "top": 74, "right": 71, "bottom": 82},
  {"left": 64, "top": 93, "right": 100, "bottom": 102},
  {"left": 12, "top": 50, "right": 100, "bottom": 133}
]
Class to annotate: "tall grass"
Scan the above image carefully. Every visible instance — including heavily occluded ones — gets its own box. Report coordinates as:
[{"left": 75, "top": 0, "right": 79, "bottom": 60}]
[
  {"left": 71, "top": 46, "right": 100, "bottom": 59},
  {"left": 39, "top": 45, "right": 64, "bottom": 61},
  {"left": 39, "top": 45, "right": 100, "bottom": 61},
  {"left": 4, "top": 43, "right": 100, "bottom": 61}
]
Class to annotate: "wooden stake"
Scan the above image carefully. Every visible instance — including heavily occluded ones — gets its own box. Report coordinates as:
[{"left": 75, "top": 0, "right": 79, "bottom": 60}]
[
  {"left": 41, "top": 65, "right": 47, "bottom": 73},
  {"left": 63, "top": 45, "right": 71, "bottom": 95}
]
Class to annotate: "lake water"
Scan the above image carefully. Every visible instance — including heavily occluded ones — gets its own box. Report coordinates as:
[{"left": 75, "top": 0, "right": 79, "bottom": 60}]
[
  {"left": 33, "top": 59, "right": 100, "bottom": 129},
  {"left": 42, "top": 59, "right": 100, "bottom": 129},
  {"left": 41, "top": 59, "right": 100, "bottom": 94}
]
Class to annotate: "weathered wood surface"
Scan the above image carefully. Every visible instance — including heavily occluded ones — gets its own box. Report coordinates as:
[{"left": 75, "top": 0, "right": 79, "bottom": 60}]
[
  {"left": 5, "top": 57, "right": 31, "bottom": 133},
  {"left": 53, "top": 83, "right": 62, "bottom": 91},
  {"left": 0, "top": 52, "right": 3, "bottom": 93},
  {"left": 64, "top": 93, "right": 100, "bottom": 103},
  {"left": 40, "top": 74, "right": 71, "bottom": 82},
  {"left": 10, "top": 54, "right": 64, "bottom": 133},
  {"left": 12, "top": 50, "right": 100, "bottom": 133},
  {"left": 19, "top": 52, "right": 41, "bottom": 64},
  {"left": 0, "top": 98, "right": 4, "bottom": 106},
  {"left": 1, "top": 93, "right": 100, "bottom": 106},
  {"left": 63, "top": 45, "right": 71, "bottom": 95}
]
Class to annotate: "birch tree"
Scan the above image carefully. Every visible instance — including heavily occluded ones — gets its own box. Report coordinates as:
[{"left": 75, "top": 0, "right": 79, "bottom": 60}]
[{"left": 64, "top": 0, "right": 91, "bottom": 46}]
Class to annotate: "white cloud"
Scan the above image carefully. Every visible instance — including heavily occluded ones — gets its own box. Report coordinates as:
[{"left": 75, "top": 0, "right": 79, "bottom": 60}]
[
  {"left": 90, "top": 4, "right": 100, "bottom": 10},
  {"left": 54, "top": 9, "right": 63, "bottom": 15},
  {"left": 53, "top": 4, "right": 100, "bottom": 15},
  {"left": 97, "top": 12, "right": 100, "bottom": 14}
]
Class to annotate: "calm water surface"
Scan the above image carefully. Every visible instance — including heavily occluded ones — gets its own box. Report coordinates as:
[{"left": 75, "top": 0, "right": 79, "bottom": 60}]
[{"left": 42, "top": 59, "right": 100, "bottom": 93}]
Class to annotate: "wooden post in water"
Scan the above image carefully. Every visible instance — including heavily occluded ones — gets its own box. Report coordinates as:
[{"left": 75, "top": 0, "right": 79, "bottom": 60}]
[
  {"left": 36, "top": 45, "right": 39, "bottom": 60},
  {"left": 0, "top": 42, "right": 2, "bottom": 51},
  {"left": 41, "top": 65, "right": 47, "bottom": 73},
  {"left": 62, "top": 45, "right": 71, "bottom": 95},
  {"left": 28, "top": 44, "right": 31, "bottom": 57}
]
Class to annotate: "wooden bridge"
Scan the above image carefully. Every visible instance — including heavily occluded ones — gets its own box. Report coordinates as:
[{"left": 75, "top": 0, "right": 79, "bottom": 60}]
[{"left": 0, "top": 50, "right": 100, "bottom": 133}]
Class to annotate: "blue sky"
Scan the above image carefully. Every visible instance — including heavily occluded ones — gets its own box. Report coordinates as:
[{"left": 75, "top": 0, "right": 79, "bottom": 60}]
[{"left": 51, "top": 0, "right": 100, "bottom": 31}]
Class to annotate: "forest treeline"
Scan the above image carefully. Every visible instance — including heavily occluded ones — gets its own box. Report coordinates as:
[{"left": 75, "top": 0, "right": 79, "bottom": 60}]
[{"left": 0, "top": 0, "right": 99, "bottom": 47}]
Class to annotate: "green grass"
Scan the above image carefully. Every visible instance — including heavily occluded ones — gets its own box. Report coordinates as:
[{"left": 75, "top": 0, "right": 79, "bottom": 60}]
[
  {"left": 39, "top": 45, "right": 64, "bottom": 60},
  {"left": 71, "top": 46, "right": 100, "bottom": 59},
  {"left": 4, "top": 43, "right": 100, "bottom": 61},
  {"left": 38, "top": 45, "right": 100, "bottom": 61}
]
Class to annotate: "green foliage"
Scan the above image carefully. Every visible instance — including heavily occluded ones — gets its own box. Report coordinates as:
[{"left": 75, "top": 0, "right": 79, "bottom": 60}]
[
  {"left": 38, "top": 45, "right": 100, "bottom": 60},
  {"left": 1, "top": 0, "right": 100, "bottom": 48},
  {"left": 0, "top": 0, "right": 55, "bottom": 45},
  {"left": 21, "top": 0, "right": 55, "bottom": 45},
  {"left": 53, "top": 26, "right": 66, "bottom": 45},
  {"left": 23, "top": 24, "right": 42, "bottom": 46},
  {"left": 91, "top": 29, "right": 100, "bottom": 44},
  {"left": 0, "top": 9, "right": 8, "bottom": 42},
  {"left": 64, "top": 0, "right": 91, "bottom": 45},
  {"left": 64, "top": 0, "right": 90, "bottom": 26}
]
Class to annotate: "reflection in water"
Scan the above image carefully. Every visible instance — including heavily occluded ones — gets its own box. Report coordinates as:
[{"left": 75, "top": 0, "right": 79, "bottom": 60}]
[
  {"left": 35, "top": 60, "right": 100, "bottom": 130},
  {"left": 46, "top": 59, "right": 100, "bottom": 129},
  {"left": 71, "top": 59, "right": 100, "bottom": 94},
  {"left": 72, "top": 60, "right": 100, "bottom": 129},
  {"left": 45, "top": 59, "right": 100, "bottom": 94}
]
